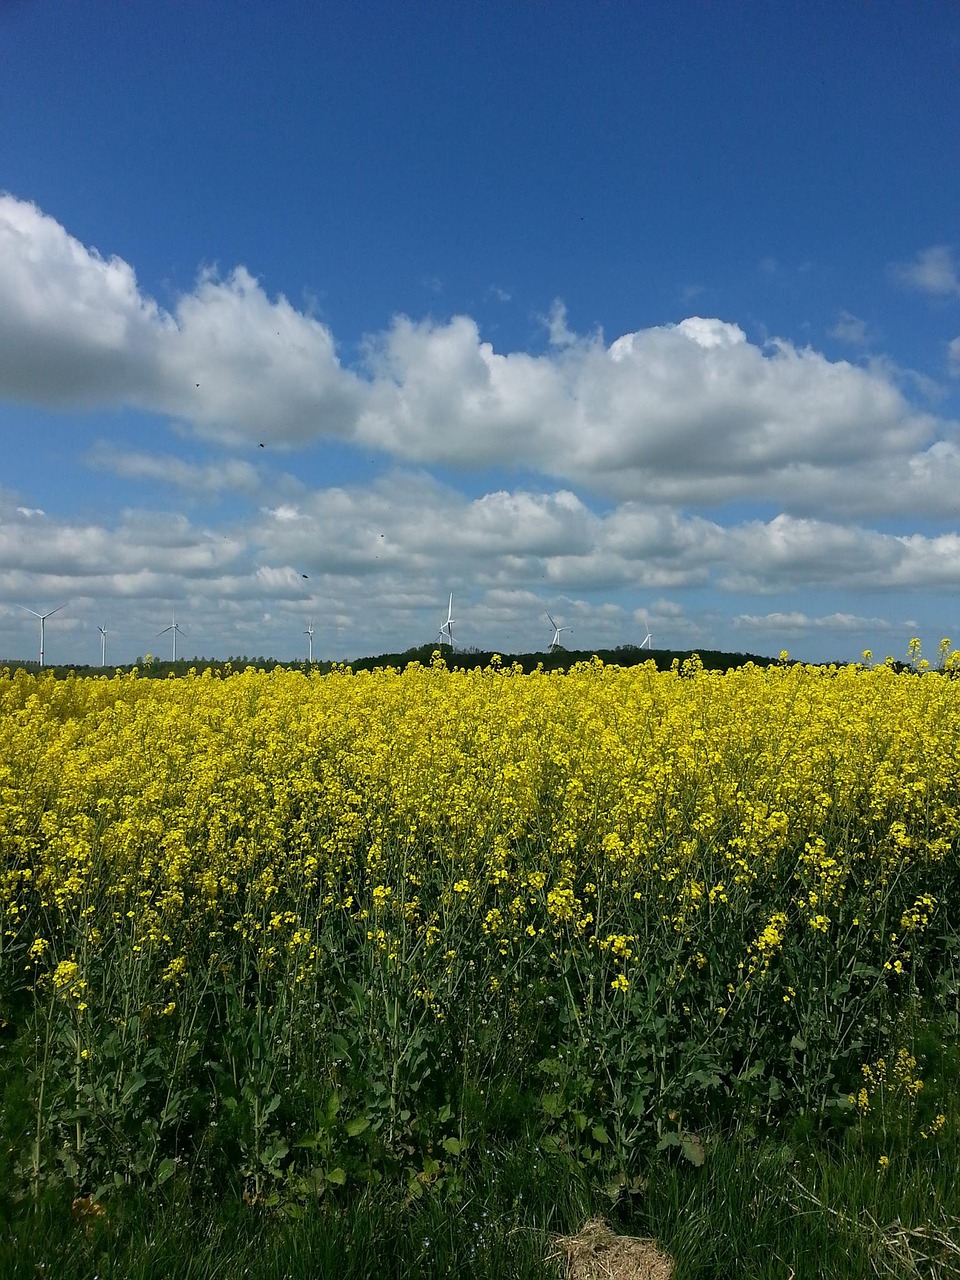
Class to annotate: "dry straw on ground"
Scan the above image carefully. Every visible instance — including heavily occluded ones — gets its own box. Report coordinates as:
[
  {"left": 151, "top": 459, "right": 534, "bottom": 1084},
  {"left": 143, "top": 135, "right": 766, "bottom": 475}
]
[{"left": 551, "top": 1217, "right": 675, "bottom": 1280}]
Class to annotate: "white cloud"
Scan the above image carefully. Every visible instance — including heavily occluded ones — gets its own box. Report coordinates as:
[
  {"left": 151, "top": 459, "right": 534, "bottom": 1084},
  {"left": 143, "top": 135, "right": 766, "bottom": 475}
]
[
  {"left": 830, "top": 311, "right": 871, "bottom": 347},
  {"left": 2, "top": 195, "right": 956, "bottom": 519},
  {"left": 357, "top": 311, "right": 943, "bottom": 512},
  {"left": 734, "top": 610, "right": 894, "bottom": 635},
  {"left": 892, "top": 245, "right": 960, "bottom": 298},
  {"left": 0, "top": 194, "right": 362, "bottom": 443},
  {"left": 723, "top": 515, "right": 960, "bottom": 592},
  {"left": 543, "top": 299, "right": 578, "bottom": 348},
  {"left": 3, "top": 463, "right": 960, "bottom": 664},
  {"left": 0, "top": 194, "right": 168, "bottom": 405},
  {"left": 89, "top": 445, "right": 261, "bottom": 495},
  {"left": 948, "top": 336, "right": 960, "bottom": 377},
  {"left": 156, "top": 266, "right": 362, "bottom": 445}
]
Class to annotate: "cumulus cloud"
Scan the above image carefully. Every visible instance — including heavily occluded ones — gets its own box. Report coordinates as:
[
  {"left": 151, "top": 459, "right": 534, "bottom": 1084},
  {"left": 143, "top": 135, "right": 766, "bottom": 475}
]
[
  {"left": 2, "top": 195, "right": 957, "bottom": 518},
  {"left": 356, "top": 310, "right": 944, "bottom": 512},
  {"left": 0, "top": 194, "right": 167, "bottom": 404},
  {"left": 0, "top": 194, "right": 362, "bottom": 443}
]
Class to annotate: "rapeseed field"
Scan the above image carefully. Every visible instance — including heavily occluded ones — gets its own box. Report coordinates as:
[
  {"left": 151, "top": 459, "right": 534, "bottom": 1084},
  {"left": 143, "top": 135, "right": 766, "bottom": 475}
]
[{"left": 1, "top": 655, "right": 958, "bottom": 1232}]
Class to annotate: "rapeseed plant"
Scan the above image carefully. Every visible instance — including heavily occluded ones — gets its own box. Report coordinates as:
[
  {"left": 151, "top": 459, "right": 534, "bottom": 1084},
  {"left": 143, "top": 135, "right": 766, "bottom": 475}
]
[{"left": 0, "top": 657, "right": 957, "bottom": 1199}]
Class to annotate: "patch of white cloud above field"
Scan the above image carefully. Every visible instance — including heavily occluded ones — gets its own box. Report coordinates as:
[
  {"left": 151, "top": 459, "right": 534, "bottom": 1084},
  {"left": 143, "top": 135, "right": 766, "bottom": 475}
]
[{"left": 3, "top": 196, "right": 958, "bottom": 519}]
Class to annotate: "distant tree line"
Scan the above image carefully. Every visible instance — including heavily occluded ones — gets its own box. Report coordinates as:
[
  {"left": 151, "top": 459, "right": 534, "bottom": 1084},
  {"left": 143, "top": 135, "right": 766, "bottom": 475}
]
[{"left": 1, "top": 644, "right": 919, "bottom": 680}]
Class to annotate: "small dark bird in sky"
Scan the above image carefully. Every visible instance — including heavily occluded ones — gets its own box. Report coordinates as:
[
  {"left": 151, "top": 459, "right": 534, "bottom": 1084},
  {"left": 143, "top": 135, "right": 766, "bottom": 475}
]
[
  {"left": 259, "top": 443, "right": 265, "bottom": 448},
  {"left": 302, "top": 574, "right": 308, "bottom": 579},
  {"left": 196, "top": 383, "right": 200, "bottom": 387}
]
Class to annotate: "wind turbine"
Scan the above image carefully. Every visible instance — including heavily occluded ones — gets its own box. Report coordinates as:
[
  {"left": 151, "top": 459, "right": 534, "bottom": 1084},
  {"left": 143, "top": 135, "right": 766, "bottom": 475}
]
[
  {"left": 157, "top": 613, "right": 186, "bottom": 662},
  {"left": 304, "top": 621, "right": 315, "bottom": 663},
  {"left": 438, "top": 593, "right": 455, "bottom": 649},
  {"left": 638, "top": 612, "right": 653, "bottom": 649},
  {"left": 98, "top": 624, "right": 108, "bottom": 667},
  {"left": 546, "top": 612, "right": 572, "bottom": 652},
  {"left": 18, "top": 602, "right": 68, "bottom": 668}
]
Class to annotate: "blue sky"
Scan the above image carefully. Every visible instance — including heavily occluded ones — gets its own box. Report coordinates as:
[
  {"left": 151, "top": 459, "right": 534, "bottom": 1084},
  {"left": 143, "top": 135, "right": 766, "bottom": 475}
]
[{"left": 2, "top": 1, "right": 959, "bottom": 665}]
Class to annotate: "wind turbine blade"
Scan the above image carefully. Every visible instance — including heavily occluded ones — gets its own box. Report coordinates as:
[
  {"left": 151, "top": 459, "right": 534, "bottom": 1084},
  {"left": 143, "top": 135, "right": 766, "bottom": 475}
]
[{"left": 17, "top": 605, "right": 42, "bottom": 618}]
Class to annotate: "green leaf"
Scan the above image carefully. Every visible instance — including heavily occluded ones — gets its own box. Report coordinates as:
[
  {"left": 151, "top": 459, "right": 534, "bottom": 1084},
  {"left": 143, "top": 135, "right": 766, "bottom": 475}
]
[
  {"left": 441, "top": 1136, "right": 462, "bottom": 1156},
  {"left": 156, "top": 1158, "right": 176, "bottom": 1185},
  {"left": 120, "top": 1072, "right": 147, "bottom": 1104},
  {"left": 629, "top": 1089, "right": 650, "bottom": 1119},
  {"left": 590, "top": 1125, "right": 609, "bottom": 1145},
  {"left": 325, "top": 1166, "right": 347, "bottom": 1185},
  {"left": 262, "top": 1141, "right": 289, "bottom": 1168},
  {"left": 329, "top": 1033, "right": 351, "bottom": 1060},
  {"left": 680, "top": 1133, "right": 705, "bottom": 1166},
  {"left": 345, "top": 1115, "right": 371, "bottom": 1138}
]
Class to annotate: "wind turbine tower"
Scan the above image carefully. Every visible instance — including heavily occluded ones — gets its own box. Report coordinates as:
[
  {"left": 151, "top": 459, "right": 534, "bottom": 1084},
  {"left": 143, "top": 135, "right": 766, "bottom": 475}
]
[
  {"left": 546, "top": 612, "right": 572, "bottom": 652},
  {"left": 18, "top": 602, "right": 68, "bottom": 668},
  {"left": 438, "top": 593, "right": 456, "bottom": 649},
  {"left": 304, "top": 621, "right": 315, "bottom": 663},
  {"left": 98, "top": 625, "right": 108, "bottom": 668},
  {"left": 157, "top": 613, "right": 186, "bottom": 662}
]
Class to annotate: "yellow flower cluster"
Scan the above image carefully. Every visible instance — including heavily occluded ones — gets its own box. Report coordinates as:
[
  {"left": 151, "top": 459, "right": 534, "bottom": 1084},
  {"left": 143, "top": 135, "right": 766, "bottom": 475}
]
[{"left": 1, "top": 655, "right": 957, "bottom": 1122}]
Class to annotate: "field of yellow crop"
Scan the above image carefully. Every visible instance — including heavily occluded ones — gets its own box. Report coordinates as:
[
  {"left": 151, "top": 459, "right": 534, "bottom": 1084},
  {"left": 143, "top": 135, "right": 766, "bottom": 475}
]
[{"left": 1, "top": 656, "right": 958, "bottom": 1205}]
